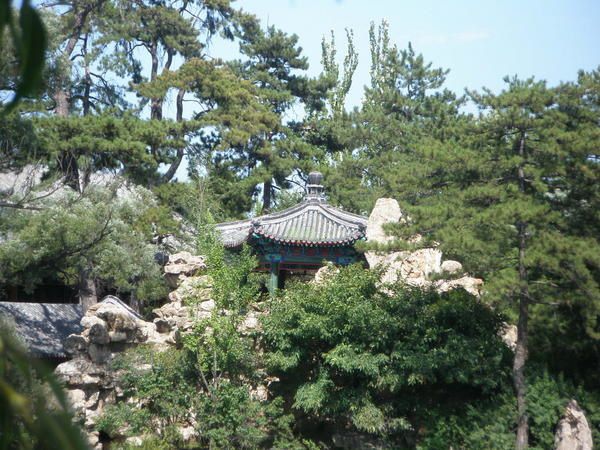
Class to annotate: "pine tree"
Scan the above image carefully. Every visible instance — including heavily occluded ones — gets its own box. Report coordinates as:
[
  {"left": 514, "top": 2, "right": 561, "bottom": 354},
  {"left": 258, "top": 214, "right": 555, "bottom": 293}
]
[
  {"left": 399, "top": 75, "right": 600, "bottom": 448},
  {"left": 210, "top": 21, "right": 326, "bottom": 214}
]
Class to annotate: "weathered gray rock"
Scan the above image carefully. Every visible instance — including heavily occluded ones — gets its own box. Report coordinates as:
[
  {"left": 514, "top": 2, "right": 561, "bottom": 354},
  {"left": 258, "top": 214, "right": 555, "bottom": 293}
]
[
  {"left": 240, "top": 312, "right": 260, "bottom": 332},
  {"left": 88, "top": 321, "right": 110, "bottom": 345},
  {"left": 178, "top": 425, "right": 198, "bottom": 443},
  {"left": 85, "top": 391, "right": 100, "bottom": 410},
  {"left": 164, "top": 251, "right": 207, "bottom": 287},
  {"left": 125, "top": 436, "right": 144, "bottom": 447},
  {"left": 55, "top": 358, "right": 106, "bottom": 387},
  {"left": 198, "top": 299, "right": 216, "bottom": 312},
  {"left": 65, "top": 388, "right": 87, "bottom": 416},
  {"left": 94, "top": 302, "right": 138, "bottom": 332},
  {"left": 365, "top": 198, "right": 407, "bottom": 269},
  {"left": 168, "top": 275, "right": 212, "bottom": 303},
  {"left": 441, "top": 260, "right": 463, "bottom": 275},
  {"left": 86, "top": 430, "right": 101, "bottom": 449},
  {"left": 154, "top": 318, "right": 171, "bottom": 333},
  {"left": 54, "top": 272, "right": 235, "bottom": 448},
  {"left": 64, "top": 334, "right": 88, "bottom": 355},
  {"left": 108, "top": 330, "right": 129, "bottom": 342},
  {"left": 88, "top": 343, "right": 111, "bottom": 364},
  {"left": 312, "top": 263, "right": 340, "bottom": 285},
  {"left": 499, "top": 322, "right": 517, "bottom": 352},
  {"left": 399, "top": 248, "right": 443, "bottom": 285},
  {"left": 81, "top": 315, "right": 107, "bottom": 330},
  {"left": 366, "top": 198, "right": 404, "bottom": 246},
  {"left": 554, "top": 400, "right": 593, "bottom": 450},
  {"left": 434, "top": 276, "right": 484, "bottom": 297}
]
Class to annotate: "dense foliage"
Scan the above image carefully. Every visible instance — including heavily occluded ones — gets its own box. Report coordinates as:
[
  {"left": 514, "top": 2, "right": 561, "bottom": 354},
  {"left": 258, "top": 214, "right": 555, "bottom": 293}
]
[
  {"left": 263, "top": 265, "right": 511, "bottom": 447},
  {"left": 1, "top": 1, "right": 598, "bottom": 448}
]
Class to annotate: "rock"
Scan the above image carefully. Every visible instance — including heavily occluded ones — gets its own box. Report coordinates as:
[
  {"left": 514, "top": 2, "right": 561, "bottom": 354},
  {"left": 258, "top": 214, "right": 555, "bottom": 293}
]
[
  {"left": 88, "top": 321, "right": 110, "bottom": 345},
  {"left": 88, "top": 343, "right": 111, "bottom": 364},
  {"left": 55, "top": 358, "right": 105, "bottom": 387},
  {"left": 164, "top": 251, "right": 206, "bottom": 287},
  {"left": 125, "top": 436, "right": 144, "bottom": 447},
  {"left": 434, "top": 276, "right": 484, "bottom": 297},
  {"left": 250, "top": 385, "right": 269, "bottom": 402},
  {"left": 152, "top": 301, "right": 190, "bottom": 330},
  {"left": 81, "top": 315, "right": 107, "bottom": 330},
  {"left": 198, "top": 299, "right": 216, "bottom": 312},
  {"left": 86, "top": 430, "right": 100, "bottom": 448},
  {"left": 375, "top": 248, "right": 443, "bottom": 287},
  {"left": 168, "top": 275, "right": 212, "bottom": 303},
  {"left": 94, "top": 302, "right": 138, "bottom": 332},
  {"left": 312, "top": 263, "right": 340, "bottom": 285},
  {"left": 178, "top": 425, "right": 198, "bottom": 442},
  {"left": 399, "top": 248, "right": 443, "bottom": 284},
  {"left": 366, "top": 198, "right": 404, "bottom": 245},
  {"left": 64, "top": 334, "right": 88, "bottom": 355},
  {"left": 554, "top": 400, "right": 593, "bottom": 450},
  {"left": 84, "top": 391, "right": 100, "bottom": 409},
  {"left": 240, "top": 313, "right": 259, "bottom": 332},
  {"left": 499, "top": 323, "right": 517, "bottom": 352},
  {"left": 108, "top": 330, "right": 129, "bottom": 342},
  {"left": 65, "top": 389, "right": 87, "bottom": 415},
  {"left": 441, "top": 260, "right": 463, "bottom": 275},
  {"left": 154, "top": 318, "right": 171, "bottom": 333},
  {"left": 166, "top": 329, "right": 181, "bottom": 345},
  {"left": 364, "top": 198, "right": 408, "bottom": 269}
]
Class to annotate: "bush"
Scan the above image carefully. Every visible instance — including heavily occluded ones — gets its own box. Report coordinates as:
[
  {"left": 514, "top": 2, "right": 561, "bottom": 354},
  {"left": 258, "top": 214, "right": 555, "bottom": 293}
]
[
  {"left": 417, "top": 370, "right": 600, "bottom": 450},
  {"left": 262, "top": 264, "right": 511, "bottom": 445}
]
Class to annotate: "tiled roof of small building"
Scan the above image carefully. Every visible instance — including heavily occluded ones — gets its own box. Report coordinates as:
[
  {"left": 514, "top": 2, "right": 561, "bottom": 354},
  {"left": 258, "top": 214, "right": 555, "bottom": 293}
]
[
  {"left": 216, "top": 173, "right": 367, "bottom": 248},
  {"left": 0, "top": 302, "right": 83, "bottom": 358}
]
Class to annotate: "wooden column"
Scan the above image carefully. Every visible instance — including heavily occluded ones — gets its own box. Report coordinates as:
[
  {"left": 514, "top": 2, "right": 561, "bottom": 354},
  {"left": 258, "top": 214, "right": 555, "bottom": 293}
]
[{"left": 269, "top": 262, "right": 279, "bottom": 297}]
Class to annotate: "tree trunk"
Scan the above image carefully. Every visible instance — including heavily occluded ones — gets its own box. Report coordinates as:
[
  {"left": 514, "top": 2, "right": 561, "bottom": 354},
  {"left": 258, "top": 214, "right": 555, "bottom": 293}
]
[
  {"left": 162, "top": 88, "right": 186, "bottom": 182},
  {"left": 262, "top": 180, "right": 272, "bottom": 213},
  {"left": 514, "top": 135, "right": 529, "bottom": 450},
  {"left": 514, "top": 221, "right": 529, "bottom": 450},
  {"left": 78, "top": 269, "right": 98, "bottom": 312},
  {"left": 54, "top": 1, "right": 101, "bottom": 193},
  {"left": 130, "top": 290, "right": 140, "bottom": 313},
  {"left": 149, "top": 40, "right": 162, "bottom": 121}
]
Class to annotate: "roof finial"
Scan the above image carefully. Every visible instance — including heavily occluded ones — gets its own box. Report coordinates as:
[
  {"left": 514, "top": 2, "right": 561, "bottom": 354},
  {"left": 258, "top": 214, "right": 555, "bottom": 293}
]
[{"left": 305, "top": 171, "right": 326, "bottom": 202}]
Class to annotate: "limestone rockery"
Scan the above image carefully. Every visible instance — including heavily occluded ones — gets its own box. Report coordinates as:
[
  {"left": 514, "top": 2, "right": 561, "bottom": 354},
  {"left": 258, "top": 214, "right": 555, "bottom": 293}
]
[{"left": 54, "top": 251, "right": 260, "bottom": 448}]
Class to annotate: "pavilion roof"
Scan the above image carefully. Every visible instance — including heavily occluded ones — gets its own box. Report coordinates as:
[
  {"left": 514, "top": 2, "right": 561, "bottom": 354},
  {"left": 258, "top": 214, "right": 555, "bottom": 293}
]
[{"left": 216, "top": 173, "right": 367, "bottom": 248}]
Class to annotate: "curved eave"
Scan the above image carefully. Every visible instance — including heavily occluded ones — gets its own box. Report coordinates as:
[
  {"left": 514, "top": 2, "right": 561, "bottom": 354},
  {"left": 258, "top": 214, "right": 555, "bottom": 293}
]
[
  {"left": 215, "top": 219, "right": 253, "bottom": 248},
  {"left": 254, "top": 230, "right": 365, "bottom": 247},
  {"left": 215, "top": 199, "right": 368, "bottom": 249}
]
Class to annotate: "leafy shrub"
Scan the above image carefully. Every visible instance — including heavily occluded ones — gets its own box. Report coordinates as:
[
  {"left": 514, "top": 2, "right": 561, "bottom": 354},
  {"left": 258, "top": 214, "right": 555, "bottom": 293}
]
[
  {"left": 262, "top": 264, "right": 510, "bottom": 445},
  {"left": 418, "top": 370, "right": 600, "bottom": 450}
]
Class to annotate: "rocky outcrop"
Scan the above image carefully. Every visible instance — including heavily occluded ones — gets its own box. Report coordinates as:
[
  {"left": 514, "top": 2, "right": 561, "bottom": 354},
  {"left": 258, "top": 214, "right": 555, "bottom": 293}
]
[
  {"left": 55, "top": 251, "right": 263, "bottom": 447},
  {"left": 365, "top": 198, "right": 483, "bottom": 296},
  {"left": 554, "top": 400, "right": 593, "bottom": 450},
  {"left": 499, "top": 323, "right": 518, "bottom": 352},
  {"left": 312, "top": 263, "right": 340, "bottom": 285},
  {"left": 366, "top": 198, "right": 405, "bottom": 245},
  {"left": 56, "top": 296, "right": 175, "bottom": 447},
  {"left": 163, "top": 251, "right": 206, "bottom": 287}
]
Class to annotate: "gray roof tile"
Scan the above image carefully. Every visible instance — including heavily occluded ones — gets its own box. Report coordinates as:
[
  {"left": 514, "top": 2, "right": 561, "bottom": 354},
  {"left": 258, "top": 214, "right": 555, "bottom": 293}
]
[
  {"left": 0, "top": 302, "right": 83, "bottom": 358},
  {"left": 216, "top": 198, "right": 367, "bottom": 248}
]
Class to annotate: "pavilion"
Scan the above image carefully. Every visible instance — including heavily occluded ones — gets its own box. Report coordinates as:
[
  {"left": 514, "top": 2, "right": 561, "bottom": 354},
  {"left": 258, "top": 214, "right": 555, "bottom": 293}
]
[{"left": 216, "top": 172, "right": 368, "bottom": 294}]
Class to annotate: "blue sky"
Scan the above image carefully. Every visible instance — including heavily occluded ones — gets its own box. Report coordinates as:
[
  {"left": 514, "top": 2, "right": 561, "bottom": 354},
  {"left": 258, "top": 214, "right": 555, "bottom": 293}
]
[{"left": 208, "top": 0, "right": 600, "bottom": 109}]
